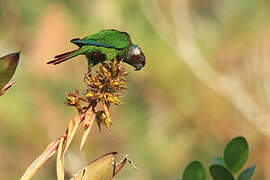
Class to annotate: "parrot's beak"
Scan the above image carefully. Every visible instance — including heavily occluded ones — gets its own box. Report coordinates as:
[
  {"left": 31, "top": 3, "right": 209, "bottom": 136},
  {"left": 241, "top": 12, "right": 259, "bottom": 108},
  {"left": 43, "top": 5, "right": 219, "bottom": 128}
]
[
  {"left": 134, "top": 64, "right": 144, "bottom": 71},
  {"left": 125, "top": 45, "right": 145, "bottom": 71},
  {"left": 134, "top": 51, "right": 145, "bottom": 71}
]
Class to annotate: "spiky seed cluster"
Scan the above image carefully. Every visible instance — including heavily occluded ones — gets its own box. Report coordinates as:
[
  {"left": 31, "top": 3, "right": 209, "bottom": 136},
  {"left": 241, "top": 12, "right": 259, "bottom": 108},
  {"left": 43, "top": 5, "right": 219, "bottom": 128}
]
[
  {"left": 66, "top": 59, "right": 128, "bottom": 129},
  {"left": 84, "top": 59, "right": 128, "bottom": 105}
]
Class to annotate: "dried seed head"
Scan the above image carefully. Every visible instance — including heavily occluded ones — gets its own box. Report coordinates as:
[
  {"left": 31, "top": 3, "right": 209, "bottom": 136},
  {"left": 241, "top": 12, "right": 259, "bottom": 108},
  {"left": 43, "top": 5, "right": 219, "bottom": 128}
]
[{"left": 65, "top": 58, "right": 128, "bottom": 129}]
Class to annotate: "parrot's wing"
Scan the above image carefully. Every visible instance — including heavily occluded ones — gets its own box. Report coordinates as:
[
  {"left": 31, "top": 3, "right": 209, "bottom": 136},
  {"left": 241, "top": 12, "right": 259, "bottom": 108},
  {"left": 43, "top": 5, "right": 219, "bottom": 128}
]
[{"left": 71, "top": 29, "right": 131, "bottom": 50}]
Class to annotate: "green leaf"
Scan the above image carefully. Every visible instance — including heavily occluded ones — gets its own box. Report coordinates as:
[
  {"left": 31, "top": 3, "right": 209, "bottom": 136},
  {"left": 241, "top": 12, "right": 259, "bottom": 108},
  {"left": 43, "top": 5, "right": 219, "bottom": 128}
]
[
  {"left": 0, "top": 52, "right": 20, "bottom": 91},
  {"left": 183, "top": 161, "right": 205, "bottom": 180},
  {"left": 238, "top": 164, "right": 256, "bottom": 180},
  {"left": 212, "top": 157, "right": 226, "bottom": 166},
  {"left": 210, "top": 165, "right": 235, "bottom": 180},
  {"left": 224, "top": 136, "right": 249, "bottom": 174}
]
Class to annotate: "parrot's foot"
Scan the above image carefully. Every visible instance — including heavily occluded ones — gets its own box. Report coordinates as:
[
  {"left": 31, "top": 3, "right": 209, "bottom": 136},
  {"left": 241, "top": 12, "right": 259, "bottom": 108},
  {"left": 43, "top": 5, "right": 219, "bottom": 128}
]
[
  {"left": 84, "top": 68, "right": 92, "bottom": 82},
  {"left": 87, "top": 68, "right": 92, "bottom": 76}
]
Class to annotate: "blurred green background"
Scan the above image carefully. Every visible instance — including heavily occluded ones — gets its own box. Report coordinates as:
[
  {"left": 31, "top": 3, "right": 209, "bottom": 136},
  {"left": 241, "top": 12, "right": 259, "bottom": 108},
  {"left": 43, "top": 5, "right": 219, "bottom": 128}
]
[{"left": 1, "top": 0, "right": 270, "bottom": 179}]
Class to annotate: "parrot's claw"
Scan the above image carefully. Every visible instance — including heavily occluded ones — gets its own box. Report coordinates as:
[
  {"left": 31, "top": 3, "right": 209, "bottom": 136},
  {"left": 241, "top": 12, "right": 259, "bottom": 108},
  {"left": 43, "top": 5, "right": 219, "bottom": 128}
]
[
  {"left": 84, "top": 68, "right": 92, "bottom": 82},
  {"left": 87, "top": 68, "right": 92, "bottom": 76}
]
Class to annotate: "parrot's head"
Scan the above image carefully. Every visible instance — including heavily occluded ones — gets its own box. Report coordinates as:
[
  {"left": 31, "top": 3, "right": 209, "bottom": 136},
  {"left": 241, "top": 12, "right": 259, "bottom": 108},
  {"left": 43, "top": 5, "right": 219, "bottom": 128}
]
[{"left": 125, "top": 44, "right": 145, "bottom": 71}]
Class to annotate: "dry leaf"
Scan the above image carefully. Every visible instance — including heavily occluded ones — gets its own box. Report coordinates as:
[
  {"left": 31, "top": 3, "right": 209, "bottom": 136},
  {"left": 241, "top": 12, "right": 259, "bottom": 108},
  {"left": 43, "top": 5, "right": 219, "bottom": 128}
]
[
  {"left": 57, "top": 137, "right": 65, "bottom": 180},
  {"left": 20, "top": 139, "right": 60, "bottom": 180},
  {"left": 71, "top": 152, "right": 116, "bottom": 180},
  {"left": 71, "top": 152, "right": 131, "bottom": 180},
  {"left": 80, "top": 108, "right": 95, "bottom": 150},
  {"left": 64, "top": 114, "right": 81, "bottom": 154}
]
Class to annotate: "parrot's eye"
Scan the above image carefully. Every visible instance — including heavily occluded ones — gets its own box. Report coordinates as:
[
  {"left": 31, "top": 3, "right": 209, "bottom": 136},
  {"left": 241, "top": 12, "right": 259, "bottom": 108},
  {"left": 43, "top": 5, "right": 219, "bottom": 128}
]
[{"left": 132, "top": 47, "right": 141, "bottom": 56}]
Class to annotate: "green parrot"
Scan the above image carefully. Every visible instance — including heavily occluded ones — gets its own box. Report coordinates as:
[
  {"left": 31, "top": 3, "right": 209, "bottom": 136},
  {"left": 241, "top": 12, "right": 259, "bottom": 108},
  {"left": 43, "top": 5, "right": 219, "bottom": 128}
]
[{"left": 47, "top": 29, "right": 145, "bottom": 71}]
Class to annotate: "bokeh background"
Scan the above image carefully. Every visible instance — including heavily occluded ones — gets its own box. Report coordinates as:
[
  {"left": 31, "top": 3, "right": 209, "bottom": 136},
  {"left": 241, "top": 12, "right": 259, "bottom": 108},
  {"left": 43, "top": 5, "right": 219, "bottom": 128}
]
[{"left": 1, "top": 0, "right": 270, "bottom": 179}]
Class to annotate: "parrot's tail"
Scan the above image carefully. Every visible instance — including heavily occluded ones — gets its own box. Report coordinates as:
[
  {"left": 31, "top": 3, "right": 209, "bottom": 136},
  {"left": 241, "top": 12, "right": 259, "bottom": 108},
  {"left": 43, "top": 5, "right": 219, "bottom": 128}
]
[{"left": 47, "top": 49, "right": 80, "bottom": 65}]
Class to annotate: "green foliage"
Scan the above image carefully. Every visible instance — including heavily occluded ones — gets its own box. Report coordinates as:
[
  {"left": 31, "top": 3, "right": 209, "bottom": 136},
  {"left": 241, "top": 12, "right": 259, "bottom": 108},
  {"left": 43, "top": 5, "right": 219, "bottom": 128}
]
[
  {"left": 224, "top": 137, "right": 249, "bottom": 173},
  {"left": 180, "top": 136, "right": 255, "bottom": 180},
  {"left": 212, "top": 157, "right": 225, "bottom": 166},
  {"left": 0, "top": 52, "right": 20, "bottom": 96},
  {"left": 238, "top": 165, "right": 256, "bottom": 180},
  {"left": 209, "top": 165, "right": 234, "bottom": 180},
  {"left": 183, "top": 161, "right": 205, "bottom": 180},
  {"left": 0, "top": 52, "right": 20, "bottom": 89}
]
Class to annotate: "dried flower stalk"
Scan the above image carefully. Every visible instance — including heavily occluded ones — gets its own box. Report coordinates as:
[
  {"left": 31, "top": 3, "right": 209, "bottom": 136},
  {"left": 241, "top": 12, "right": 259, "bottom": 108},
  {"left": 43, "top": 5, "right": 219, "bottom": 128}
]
[{"left": 20, "top": 59, "right": 129, "bottom": 180}]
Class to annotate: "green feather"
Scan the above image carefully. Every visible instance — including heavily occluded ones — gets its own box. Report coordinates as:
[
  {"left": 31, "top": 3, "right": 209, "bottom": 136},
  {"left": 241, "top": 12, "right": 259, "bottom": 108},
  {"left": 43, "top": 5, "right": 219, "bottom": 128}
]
[{"left": 83, "top": 29, "right": 131, "bottom": 49}]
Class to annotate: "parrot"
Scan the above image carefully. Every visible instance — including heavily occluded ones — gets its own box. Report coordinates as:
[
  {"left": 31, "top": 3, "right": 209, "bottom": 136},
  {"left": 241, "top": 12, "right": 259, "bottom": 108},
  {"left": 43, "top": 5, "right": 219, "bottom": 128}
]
[{"left": 47, "top": 29, "right": 145, "bottom": 71}]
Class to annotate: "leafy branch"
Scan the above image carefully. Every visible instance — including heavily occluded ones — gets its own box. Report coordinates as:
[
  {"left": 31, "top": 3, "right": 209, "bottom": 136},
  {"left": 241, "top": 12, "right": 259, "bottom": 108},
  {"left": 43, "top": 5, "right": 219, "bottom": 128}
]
[{"left": 180, "top": 136, "right": 255, "bottom": 180}]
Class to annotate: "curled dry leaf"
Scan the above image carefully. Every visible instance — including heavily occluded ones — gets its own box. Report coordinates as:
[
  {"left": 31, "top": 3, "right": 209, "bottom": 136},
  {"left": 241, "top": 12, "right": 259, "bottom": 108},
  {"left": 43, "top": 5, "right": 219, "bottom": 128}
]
[
  {"left": 0, "top": 52, "right": 20, "bottom": 96},
  {"left": 57, "top": 137, "right": 65, "bottom": 180},
  {"left": 71, "top": 152, "right": 135, "bottom": 180},
  {"left": 63, "top": 114, "right": 81, "bottom": 154}
]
